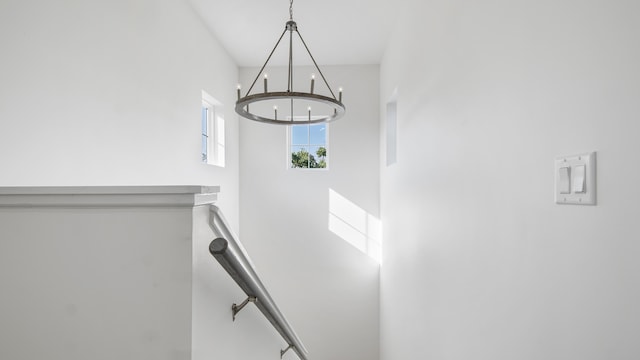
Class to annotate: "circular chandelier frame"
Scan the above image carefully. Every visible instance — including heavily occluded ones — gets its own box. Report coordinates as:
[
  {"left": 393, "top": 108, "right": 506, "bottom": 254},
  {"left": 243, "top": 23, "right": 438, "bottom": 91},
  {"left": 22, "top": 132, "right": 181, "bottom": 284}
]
[
  {"left": 235, "top": 3, "right": 346, "bottom": 125},
  {"left": 235, "top": 92, "right": 345, "bottom": 125}
]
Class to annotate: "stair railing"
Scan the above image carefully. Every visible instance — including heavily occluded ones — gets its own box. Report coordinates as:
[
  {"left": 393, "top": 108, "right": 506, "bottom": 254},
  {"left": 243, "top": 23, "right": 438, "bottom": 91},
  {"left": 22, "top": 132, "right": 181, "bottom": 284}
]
[{"left": 208, "top": 205, "right": 309, "bottom": 360}]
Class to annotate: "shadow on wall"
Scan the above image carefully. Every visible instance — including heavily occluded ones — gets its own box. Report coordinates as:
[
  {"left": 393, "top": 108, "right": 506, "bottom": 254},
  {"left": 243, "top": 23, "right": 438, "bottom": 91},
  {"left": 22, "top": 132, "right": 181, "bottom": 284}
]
[{"left": 328, "top": 189, "right": 382, "bottom": 263}]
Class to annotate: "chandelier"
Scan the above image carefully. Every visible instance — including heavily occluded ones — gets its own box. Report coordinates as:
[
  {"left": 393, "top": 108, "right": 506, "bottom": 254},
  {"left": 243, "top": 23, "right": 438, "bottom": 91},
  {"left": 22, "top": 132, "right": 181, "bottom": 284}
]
[{"left": 235, "top": 0, "right": 346, "bottom": 125}]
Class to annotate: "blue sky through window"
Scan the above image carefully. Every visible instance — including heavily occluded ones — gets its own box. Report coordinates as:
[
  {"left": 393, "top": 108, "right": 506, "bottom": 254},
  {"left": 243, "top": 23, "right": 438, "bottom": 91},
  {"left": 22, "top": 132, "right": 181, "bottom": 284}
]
[
  {"left": 291, "top": 125, "right": 309, "bottom": 145},
  {"left": 309, "top": 124, "right": 325, "bottom": 144}
]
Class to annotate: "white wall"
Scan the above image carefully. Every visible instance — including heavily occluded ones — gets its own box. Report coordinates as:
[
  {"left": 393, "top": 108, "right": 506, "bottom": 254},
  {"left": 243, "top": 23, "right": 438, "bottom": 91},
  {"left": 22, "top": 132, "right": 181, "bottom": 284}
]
[
  {"left": 380, "top": 1, "right": 640, "bottom": 359},
  {"left": 0, "top": 0, "right": 240, "bottom": 230},
  {"left": 239, "top": 65, "right": 381, "bottom": 360},
  {"left": 0, "top": 203, "right": 195, "bottom": 360}
]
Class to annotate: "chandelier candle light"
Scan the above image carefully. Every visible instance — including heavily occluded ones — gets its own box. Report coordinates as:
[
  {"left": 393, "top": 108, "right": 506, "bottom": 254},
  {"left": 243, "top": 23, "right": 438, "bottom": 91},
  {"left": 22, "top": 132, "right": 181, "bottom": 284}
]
[{"left": 235, "top": 0, "right": 346, "bottom": 125}]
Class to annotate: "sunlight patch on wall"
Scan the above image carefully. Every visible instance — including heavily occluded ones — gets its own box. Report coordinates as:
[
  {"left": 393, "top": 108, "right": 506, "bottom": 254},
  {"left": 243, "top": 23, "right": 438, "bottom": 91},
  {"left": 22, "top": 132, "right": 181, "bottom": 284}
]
[{"left": 328, "top": 189, "right": 382, "bottom": 263}]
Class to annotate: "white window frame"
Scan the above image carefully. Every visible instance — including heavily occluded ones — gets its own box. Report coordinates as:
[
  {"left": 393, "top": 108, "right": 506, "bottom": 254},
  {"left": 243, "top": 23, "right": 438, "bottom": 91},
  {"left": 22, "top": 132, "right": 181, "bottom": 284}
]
[
  {"left": 286, "top": 119, "right": 329, "bottom": 170},
  {"left": 202, "top": 90, "right": 225, "bottom": 167}
]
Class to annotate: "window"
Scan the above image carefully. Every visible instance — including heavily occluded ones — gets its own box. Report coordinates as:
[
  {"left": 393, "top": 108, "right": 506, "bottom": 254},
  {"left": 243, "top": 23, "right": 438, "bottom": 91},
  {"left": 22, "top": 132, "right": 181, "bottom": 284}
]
[
  {"left": 201, "top": 91, "right": 225, "bottom": 167},
  {"left": 386, "top": 89, "right": 398, "bottom": 166},
  {"left": 201, "top": 105, "right": 210, "bottom": 162},
  {"left": 289, "top": 123, "right": 328, "bottom": 169}
]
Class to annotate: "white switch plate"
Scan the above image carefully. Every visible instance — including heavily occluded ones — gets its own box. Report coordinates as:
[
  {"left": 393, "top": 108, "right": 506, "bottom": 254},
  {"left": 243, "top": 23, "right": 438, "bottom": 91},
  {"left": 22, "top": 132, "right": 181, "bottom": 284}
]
[{"left": 555, "top": 152, "right": 597, "bottom": 205}]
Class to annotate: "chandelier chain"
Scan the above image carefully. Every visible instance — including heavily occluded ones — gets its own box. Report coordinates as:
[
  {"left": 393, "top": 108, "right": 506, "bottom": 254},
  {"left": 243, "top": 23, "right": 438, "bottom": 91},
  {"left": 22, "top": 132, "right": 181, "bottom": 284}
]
[{"left": 289, "top": 0, "right": 294, "bottom": 20}]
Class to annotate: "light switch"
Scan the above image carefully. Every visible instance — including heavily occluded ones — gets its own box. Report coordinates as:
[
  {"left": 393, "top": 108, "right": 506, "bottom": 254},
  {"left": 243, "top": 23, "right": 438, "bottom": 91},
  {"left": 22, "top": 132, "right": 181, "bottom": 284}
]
[
  {"left": 559, "top": 167, "right": 571, "bottom": 194},
  {"left": 555, "top": 152, "right": 596, "bottom": 205},
  {"left": 573, "top": 165, "right": 586, "bottom": 193}
]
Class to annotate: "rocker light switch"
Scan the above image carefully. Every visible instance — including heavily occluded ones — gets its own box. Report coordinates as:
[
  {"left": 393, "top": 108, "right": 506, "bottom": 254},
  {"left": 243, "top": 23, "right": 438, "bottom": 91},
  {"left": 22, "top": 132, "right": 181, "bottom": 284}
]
[
  {"left": 555, "top": 152, "right": 596, "bottom": 205},
  {"left": 559, "top": 167, "right": 571, "bottom": 194},
  {"left": 573, "top": 165, "right": 586, "bottom": 193}
]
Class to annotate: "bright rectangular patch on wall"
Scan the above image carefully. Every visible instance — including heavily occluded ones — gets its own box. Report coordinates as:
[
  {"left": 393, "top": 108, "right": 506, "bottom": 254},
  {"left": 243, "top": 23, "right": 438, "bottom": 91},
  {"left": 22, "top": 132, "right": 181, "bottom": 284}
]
[{"left": 328, "top": 189, "right": 382, "bottom": 263}]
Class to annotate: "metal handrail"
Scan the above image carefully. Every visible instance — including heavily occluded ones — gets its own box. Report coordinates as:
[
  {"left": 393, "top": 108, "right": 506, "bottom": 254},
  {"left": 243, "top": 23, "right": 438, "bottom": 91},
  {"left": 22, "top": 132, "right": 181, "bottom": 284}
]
[{"left": 208, "top": 205, "right": 309, "bottom": 360}]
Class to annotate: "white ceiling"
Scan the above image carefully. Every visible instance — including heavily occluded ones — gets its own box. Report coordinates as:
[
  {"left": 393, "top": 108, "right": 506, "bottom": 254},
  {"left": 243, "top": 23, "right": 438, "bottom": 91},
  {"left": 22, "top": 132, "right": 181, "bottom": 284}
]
[{"left": 188, "top": 0, "right": 400, "bottom": 67}]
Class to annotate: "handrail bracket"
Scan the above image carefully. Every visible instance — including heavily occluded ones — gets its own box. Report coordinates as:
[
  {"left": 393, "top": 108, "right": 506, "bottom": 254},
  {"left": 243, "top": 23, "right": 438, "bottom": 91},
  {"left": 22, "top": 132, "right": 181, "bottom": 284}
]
[
  {"left": 281, "top": 344, "right": 294, "bottom": 358},
  {"left": 232, "top": 296, "right": 257, "bottom": 321}
]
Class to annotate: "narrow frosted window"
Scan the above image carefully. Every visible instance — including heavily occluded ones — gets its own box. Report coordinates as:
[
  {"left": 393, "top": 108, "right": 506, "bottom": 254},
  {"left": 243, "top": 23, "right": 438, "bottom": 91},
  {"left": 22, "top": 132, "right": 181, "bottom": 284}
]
[{"left": 386, "top": 100, "right": 397, "bottom": 166}]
